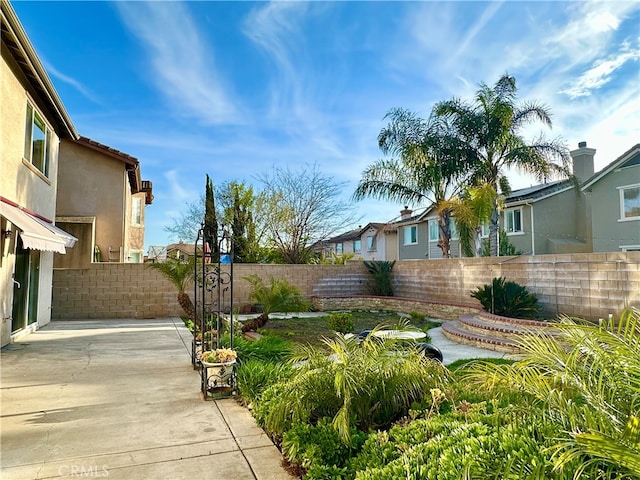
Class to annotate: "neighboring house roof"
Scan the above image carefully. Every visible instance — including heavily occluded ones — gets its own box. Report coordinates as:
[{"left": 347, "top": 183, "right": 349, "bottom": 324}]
[
  {"left": 1, "top": 0, "right": 77, "bottom": 139},
  {"left": 504, "top": 180, "right": 573, "bottom": 205},
  {"left": 73, "top": 136, "right": 154, "bottom": 205},
  {"left": 581, "top": 144, "right": 640, "bottom": 190},
  {"left": 166, "top": 242, "right": 199, "bottom": 256},
  {"left": 327, "top": 222, "right": 390, "bottom": 243}
]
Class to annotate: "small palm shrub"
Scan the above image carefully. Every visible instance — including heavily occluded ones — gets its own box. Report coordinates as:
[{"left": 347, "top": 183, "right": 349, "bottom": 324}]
[
  {"left": 470, "top": 276, "right": 540, "bottom": 318},
  {"left": 363, "top": 260, "right": 395, "bottom": 296},
  {"left": 327, "top": 312, "right": 354, "bottom": 333},
  {"left": 256, "top": 323, "right": 449, "bottom": 444},
  {"left": 467, "top": 307, "right": 640, "bottom": 479}
]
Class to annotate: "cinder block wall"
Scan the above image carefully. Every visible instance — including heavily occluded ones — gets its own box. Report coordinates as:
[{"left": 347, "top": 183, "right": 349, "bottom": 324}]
[{"left": 52, "top": 252, "right": 639, "bottom": 320}]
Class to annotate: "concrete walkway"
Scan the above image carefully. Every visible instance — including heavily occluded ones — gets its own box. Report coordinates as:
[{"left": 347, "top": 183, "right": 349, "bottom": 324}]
[
  {"left": 0, "top": 319, "right": 295, "bottom": 480},
  {"left": 428, "top": 326, "right": 518, "bottom": 365}
]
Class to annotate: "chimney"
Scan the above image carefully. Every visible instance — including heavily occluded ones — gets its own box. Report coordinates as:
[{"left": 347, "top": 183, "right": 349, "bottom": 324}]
[
  {"left": 570, "top": 141, "right": 596, "bottom": 183},
  {"left": 400, "top": 206, "right": 412, "bottom": 220}
]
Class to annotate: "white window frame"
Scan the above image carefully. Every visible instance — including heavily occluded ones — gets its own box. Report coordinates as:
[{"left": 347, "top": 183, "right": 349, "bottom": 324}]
[
  {"left": 618, "top": 184, "right": 640, "bottom": 221},
  {"left": 366, "top": 235, "right": 376, "bottom": 251},
  {"left": 449, "top": 218, "right": 459, "bottom": 240},
  {"left": 353, "top": 239, "right": 361, "bottom": 253},
  {"left": 428, "top": 220, "right": 438, "bottom": 242},
  {"left": 404, "top": 225, "right": 418, "bottom": 245},
  {"left": 335, "top": 242, "right": 343, "bottom": 255},
  {"left": 480, "top": 222, "right": 490, "bottom": 238},
  {"left": 24, "top": 101, "right": 52, "bottom": 178},
  {"left": 620, "top": 245, "right": 640, "bottom": 252},
  {"left": 132, "top": 197, "right": 142, "bottom": 225},
  {"left": 128, "top": 251, "right": 143, "bottom": 263},
  {"left": 504, "top": 208, "right": 524, "bottom": 235}
]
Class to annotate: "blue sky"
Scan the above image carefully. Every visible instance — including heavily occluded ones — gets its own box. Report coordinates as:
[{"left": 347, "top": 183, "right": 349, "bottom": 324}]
[{"left": 12, "top": 1, "right": 640, "bottom": 252}]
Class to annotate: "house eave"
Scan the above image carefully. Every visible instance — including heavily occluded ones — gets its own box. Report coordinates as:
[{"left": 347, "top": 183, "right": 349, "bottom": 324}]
[{"left": 1, "top": 0, "right": 77, "bottom": 140}]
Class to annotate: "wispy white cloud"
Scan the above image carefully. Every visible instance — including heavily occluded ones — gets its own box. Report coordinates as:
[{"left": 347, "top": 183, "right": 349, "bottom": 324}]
[
  {"left": 115, "top": 1, "right": 241, "bottom": 125},
  {"left": 163, "top": 169, "right": 191, "bottom": 204},
  {"left": 43, "top": 61, "right": 103, "bottom": 106},
  {"left": 560, "top": 44, "right": 640, "bottom": 98}
]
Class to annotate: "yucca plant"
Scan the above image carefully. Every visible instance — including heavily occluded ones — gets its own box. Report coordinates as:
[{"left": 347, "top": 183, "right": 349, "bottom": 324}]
[
  {"left": 471, "top": 276, "right": 540, "bottom": 318},
  {"left": 147, "top": 256, "right": 196, "bottom": 320},
  {"left": 466, "top": 307, "right": 640, "bottom": 479}
]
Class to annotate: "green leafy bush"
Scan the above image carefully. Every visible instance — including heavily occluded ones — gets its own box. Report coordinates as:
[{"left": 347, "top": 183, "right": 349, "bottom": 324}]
[
  {"left": 470, "top": 276, "right": 540, "bottom": 318},
  {"left": 281, "top": 417, "right": 366, "bottom": 477},
  {"left": 363, "top": 260, "right": 395, "bottom": 296},
  {"left": 225, "top": 333, "right": 292, "bottom": 363},
  {"left": 327, "top": 313, "right": 354, "bottom": 333},
  {"left": 236, "top": 359, "right": 293, "bottom": 404}
]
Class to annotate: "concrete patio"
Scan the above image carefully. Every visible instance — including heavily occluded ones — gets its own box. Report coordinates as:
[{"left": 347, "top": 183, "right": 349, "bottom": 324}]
[{"left": 0, "top": 318, "right": 295, "bottom": 480}]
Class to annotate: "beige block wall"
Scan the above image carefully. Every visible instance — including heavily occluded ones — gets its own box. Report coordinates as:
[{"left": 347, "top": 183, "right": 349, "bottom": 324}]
[{"left": 52, "top": 253, "right": 639, "bottom": 321}]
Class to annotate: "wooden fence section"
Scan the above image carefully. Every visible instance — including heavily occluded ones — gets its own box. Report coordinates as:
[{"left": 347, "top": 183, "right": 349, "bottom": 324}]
[{"left": 52, "top": 252, "right": 639, "bottom": 320}]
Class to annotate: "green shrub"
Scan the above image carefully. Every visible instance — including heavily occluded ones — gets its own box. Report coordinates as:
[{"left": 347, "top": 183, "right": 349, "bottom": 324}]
[
  {"left": 257, "top": 324, "right": 449, "bottom": 443},
  {"left": 281, "top": 417, "right": 366, "bottom": 477},
  {"left": 470, "top": 277, "right": 540, "bottom": 319},
  {"left": 236, "top": 359, "right": 293, "bottom": 404},
  {"left": 328, "top": 313, "right": 354, "bottom": 333},
  {"left": 226, "top": 333, "right": 293, "bottom": 363},
  {"left": 363, "top": 260, "right": 395, "bottom": 296}
]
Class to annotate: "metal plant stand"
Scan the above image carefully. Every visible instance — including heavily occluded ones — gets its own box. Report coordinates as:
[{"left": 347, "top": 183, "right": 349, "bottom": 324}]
[{"left": 192, "top": 223, "right": 235, "bottom": 399}]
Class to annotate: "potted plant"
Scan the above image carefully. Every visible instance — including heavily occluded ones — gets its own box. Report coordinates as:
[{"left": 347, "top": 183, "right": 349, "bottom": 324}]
[{"left": 200, "top": 348, "right": 238, "bottom": 389}]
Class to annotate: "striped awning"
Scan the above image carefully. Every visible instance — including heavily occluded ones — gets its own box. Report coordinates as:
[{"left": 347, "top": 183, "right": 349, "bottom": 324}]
[{"left": 0, "top": 201, "right": 76, "bottom": 253}]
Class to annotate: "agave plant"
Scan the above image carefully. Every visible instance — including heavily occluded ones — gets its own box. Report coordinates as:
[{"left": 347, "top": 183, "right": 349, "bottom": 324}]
[
  {"left": 147, "top": 256, "right": 196, "bottom": 320},
  {"left": 467, "top": 307, "right": 640, "bottom": 478}
]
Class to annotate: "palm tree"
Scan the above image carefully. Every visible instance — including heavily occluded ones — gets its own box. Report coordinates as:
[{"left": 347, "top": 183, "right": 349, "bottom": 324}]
[
  {"left": 435, "top": 74, "right": 572, "bottom": 256},
  {"left": 354, "top": 108, "right": 473, "bottom": 258},
  {"left": 440, "top": 183, "right": 496, "bottom": 257},
  {"left": 241, "top": 275, "right": 310, "bottom": 332},
  {"left": 147, "top": 256, "right": 196, "bottom": 320}
]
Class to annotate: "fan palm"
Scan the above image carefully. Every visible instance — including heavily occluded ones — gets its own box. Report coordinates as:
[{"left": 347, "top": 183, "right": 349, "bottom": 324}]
[
  {"left": 467, "top": 307, "right": 640, "bottom": 478},
  {"left": 435, "top": 74, "right": 572, "bottom": 256},
  {"left": 354, "top": 108, "right": 474, "bottom": 258},
  {"left": 147, "top": 256, "right": 196, "bottom": 320}
]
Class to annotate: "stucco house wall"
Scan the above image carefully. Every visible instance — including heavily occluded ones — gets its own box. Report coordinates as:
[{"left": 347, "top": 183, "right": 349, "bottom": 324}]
[
  {"left": 589, "top": 161, "right": 640, "bottom": 252},
  {"left": 1, "top": 0, "right": 76, "bottom": 346}
]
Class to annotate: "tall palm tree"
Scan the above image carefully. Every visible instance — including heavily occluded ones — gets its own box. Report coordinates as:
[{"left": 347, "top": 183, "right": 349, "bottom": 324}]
[
  {"left": 147, "top": 256, "right": 196, "bottom": 320},
  {"left": 354, "top": 108, "right": 473, "bottom": 258},
  {"left": 435, "top": 74, "right": 572, "bottom": 256}
]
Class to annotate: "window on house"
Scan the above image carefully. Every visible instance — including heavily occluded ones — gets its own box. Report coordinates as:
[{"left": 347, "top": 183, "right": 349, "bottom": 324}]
[
  {"left": 367, "top": 235, "right": 376, "bottom": 251},
  {"left": 480, "top": 223, "right": 490, "bottom": 238},
  {"left": 505, "top": 208, "right": 523, "bottom": 233},
  {"left": 429, "top": 221, "right": 438, "bottom": 241},
  {"left": 449, "top": 219, "right": 458, "bottom": 240},
  {"left": 129, "top": 252, "right": 142, "bottom": 263},
  {"left": 24, "top": 102, "right": 51, "bottom": 177},
  {"left": 620, "top": 185, "right": 640, "bottom": 220},
  {"left": 336, "top": 243, "right": 343, "bottom": 255},
  {"left": 132, "top": 197, "right": 142, "bottom": 225},
  {"left": 404, "top": 225, "right": 418, "bottom": 245},
  {"left": 353, "top": 240, "right": 361, "bottom": 253}
]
